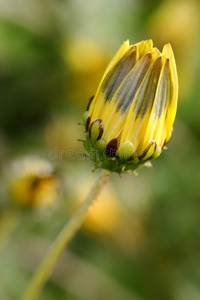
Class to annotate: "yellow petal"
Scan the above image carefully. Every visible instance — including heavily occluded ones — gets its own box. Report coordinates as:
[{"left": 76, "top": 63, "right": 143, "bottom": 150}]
[
  {"left": 137, "top": 55, "right": 171, "bottom": 154},
  {"left": 90, "top": 45, "right": 138, "bottom": 124},
  {"left": 102, "top": 50, "right": 161, "bottom": 143},
  {"left": 101, "top": 40, "right": 130, "bottom": 83},
  {"left": 138, "top": 140, "right": 157, "bottom": 160},
  {"left": 162, "top": 44, "right": 178, "bottom": 142},
  {"left": 119, "top": 51, "right": 162, "bottom": 149},
  {"left": 89, "top": 40, "right": 130, "bottom": 114},
  {"left": 135, "top": 39, "right": 153, "bottom": 59}
]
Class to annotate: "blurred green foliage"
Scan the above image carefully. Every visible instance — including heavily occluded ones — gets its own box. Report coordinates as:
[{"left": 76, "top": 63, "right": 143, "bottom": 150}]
[
  {"left": 0, "top": 1, "right": 200, "bottom": 300},
  {"left": 0, "top": 20, "right": 66, "bottom": 136}
]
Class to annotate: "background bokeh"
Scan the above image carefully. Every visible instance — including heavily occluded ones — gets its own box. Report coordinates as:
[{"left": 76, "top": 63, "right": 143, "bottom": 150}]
[{"left": 0, "top": 1, "right": 200, "bottom": 300}]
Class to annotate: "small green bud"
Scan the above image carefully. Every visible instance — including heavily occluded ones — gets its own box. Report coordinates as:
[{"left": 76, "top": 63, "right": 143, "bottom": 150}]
[
  {"left": 117, "top": 141, "right": 134, "bottom": 161},
  {"left": 89, "top": 119, "right": 103, "bottom": 147},
  {"left": 96, "top": 139, "right": 106, "bottom": 154}
]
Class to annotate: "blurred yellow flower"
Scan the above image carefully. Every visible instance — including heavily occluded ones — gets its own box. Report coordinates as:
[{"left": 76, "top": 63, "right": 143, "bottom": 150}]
[
  {"left": 75, "top": 179, "right": 121, "bottom": 235},
  {"left": 83, "top": 39, "right": 178, "bottom": 173},
  {"left": 147, "top": 0, "right": 199, "bottom": 99},
  {"left": 64, "top": 37, "right": 110, "bottom": 104},
  {"left": 44, "top": 117, "right": 84, "bottom": 154},
  {"left": 9, "top": 157, "right": 59, "bottom": 209}
]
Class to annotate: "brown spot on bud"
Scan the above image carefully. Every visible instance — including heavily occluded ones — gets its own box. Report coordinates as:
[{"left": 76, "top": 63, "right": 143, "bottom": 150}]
[{"left": 106, "top": 138, "right": 118, "bottom": 158}]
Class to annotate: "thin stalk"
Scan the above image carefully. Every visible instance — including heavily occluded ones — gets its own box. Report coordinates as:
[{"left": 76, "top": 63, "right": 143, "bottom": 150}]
[{"left": 21, "top": 170, "right": 110, "bottom": 300}]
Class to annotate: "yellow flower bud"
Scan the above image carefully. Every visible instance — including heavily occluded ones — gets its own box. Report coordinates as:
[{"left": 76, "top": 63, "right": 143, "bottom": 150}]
[{"left": 83, "top": 40, "right": 178, "bottom": 173}]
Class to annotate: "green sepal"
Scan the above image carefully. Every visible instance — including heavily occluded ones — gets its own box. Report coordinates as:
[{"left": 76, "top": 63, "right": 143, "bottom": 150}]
[
  {"left": 96, "top": 139, "right": 106, "bottom": 152},
  {"left": 90, "top": 119, "right": 103, "bottom": 147},
  {"left": 84, "top": 129, "right": 155, "bottom": 174},
  {"left": 82, "top": 111, "right": 89, "bottom": 128}
]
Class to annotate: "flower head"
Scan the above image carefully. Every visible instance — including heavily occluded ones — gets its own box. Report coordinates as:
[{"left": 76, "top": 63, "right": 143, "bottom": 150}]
[
  {"left": 82, "top": 40, "right": 178, "bottom": 173},
  {"left": 8, "top": 157, "right": 59, "bottom": 209}
]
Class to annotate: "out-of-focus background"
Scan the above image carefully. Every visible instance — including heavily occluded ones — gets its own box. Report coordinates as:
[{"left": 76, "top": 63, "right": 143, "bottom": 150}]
[{"left": 0, "top": 1, "right": 200, "bottom": 299}]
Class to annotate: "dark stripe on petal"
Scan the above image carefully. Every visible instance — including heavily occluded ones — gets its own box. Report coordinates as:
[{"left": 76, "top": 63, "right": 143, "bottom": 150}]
[
  {"left": 166, "top": 60, "right": 172, "bottom": 106},
  {"left": 134, "top": 57, "right": 162, "bottom": 119},
  {"left": 102, "top": 46, "right": 137, "bottom": 103},
  {"left": 116, "top": 53, "right": 153, "bottom": 114},
  {"left": 155, "top": 59, "right": 170, "bottom": 118}
]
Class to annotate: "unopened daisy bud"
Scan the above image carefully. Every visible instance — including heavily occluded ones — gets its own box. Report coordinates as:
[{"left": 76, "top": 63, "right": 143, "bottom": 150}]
[{"left": 82, "top": 39, "right": 178, "bottom": 173}]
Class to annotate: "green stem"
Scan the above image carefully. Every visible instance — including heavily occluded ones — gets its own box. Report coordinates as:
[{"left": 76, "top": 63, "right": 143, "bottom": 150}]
[{"left": 21, "top": 170, "right": 110, "bottom": 300}]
